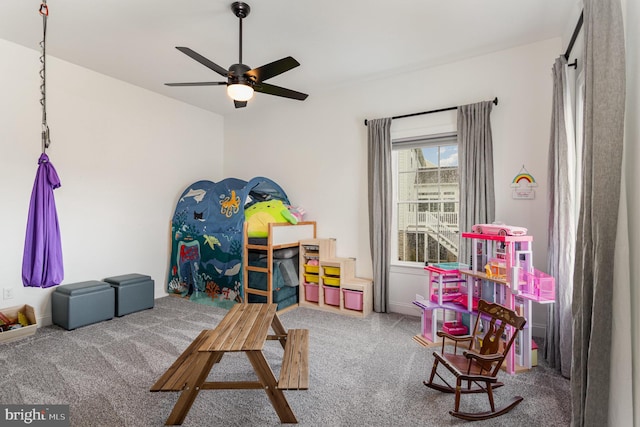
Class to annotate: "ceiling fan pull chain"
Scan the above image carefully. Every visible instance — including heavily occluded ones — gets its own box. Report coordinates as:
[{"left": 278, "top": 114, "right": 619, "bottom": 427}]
[
  {"left": 238, "top": 14, "right": 243, "bottom": 64},
  {"left": 39, "top": 0, "right": 51, "bottom": 153}
]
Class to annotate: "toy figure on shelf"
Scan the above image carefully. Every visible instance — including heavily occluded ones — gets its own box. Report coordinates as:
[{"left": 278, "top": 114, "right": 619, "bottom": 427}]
[
  {"left": 484, "top": 264, "right": 493, "bottom": 278},
  {"left": 485, "top": 258, "right": 507, "bottom": 279}
]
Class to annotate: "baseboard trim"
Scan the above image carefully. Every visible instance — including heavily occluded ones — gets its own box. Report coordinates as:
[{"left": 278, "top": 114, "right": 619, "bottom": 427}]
[
  {"left": 532, "top": 322, "right": 546, "bottom": 338},
  {"left": 389, "top": 301, "right": 422, "bottom": 317},
  {"left": 38, "top": 314, "right": 53, "bottom": 327}
]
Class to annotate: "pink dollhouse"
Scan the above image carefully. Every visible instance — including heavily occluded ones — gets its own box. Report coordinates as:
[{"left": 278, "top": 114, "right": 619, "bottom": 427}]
[{"left": 413, "top": 225, "right": 555, "bottom": 374}]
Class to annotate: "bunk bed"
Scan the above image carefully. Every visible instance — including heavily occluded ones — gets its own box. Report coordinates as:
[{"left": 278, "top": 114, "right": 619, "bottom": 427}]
[
  {"left": 243, "top": 221, "right": 317, "bottom": 310},
  {"left": 167, "top": 177, "right": 312, "bottom": 310}
]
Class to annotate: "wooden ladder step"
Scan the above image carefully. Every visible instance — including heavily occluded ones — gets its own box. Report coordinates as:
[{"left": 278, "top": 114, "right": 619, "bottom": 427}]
[
  {"left": 246, "top": 288, "right": 269, "bottom": 297},
  {"left": 278, "top": 329, "right": 309, "bottom": 390}
]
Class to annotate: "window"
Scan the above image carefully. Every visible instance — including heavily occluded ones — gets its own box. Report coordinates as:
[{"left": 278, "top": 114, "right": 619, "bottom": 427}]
[{"left": 392, "top": 133, "right": 459, "bottom": 265}]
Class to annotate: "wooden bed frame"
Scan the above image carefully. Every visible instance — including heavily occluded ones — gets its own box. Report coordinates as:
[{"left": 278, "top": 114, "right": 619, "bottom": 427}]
[{"left": 242, "top": 221, "right": 317, "bottom": 308}]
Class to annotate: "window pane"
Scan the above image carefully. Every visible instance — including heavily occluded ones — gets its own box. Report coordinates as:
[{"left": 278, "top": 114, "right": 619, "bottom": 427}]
[
  {"left": 397, "top": 148, "right": 426, "bottom": 173},
  {"left": 439, "top": 145, "right": 458, "bottom": 167},
  {"left": 397, "top": 171, "right": 415, "bottom": 202},
  {"left": 422, "top": 146, "right": 439, "bottom": 168},
  {"left": 417, "top": 168, "right": 439, "bottom": 186}
]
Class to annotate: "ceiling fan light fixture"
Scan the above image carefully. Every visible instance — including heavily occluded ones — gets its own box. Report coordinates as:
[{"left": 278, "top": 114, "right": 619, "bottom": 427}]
[
  {"left": 166, "top": 2, "right": 307, "bottom": 109},
  {"left": 227, "top": 83, "right": 254, "bottom": 101}
]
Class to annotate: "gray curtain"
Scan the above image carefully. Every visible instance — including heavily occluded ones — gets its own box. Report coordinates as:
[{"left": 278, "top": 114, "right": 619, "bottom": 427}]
[
  {"left": 545, "top": 56, "right": 576, "bottom": 379},
  {"left": 367, "top": 118, "right": 392, "bottom": 313},
  {"left": 572, "top": 0, "right": 626, "bottom": 426},
  {"left": 458, "top": 101, "right": 496, "bottom": 267}
]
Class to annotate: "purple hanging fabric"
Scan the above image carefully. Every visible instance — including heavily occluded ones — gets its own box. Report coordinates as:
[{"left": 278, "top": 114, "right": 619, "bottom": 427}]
[{"left": 22, "top": 153, "right": 63, "bottom": 288}]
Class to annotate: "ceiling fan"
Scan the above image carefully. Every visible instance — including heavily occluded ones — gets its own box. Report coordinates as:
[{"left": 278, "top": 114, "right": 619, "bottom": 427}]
[{"left": 165, "top": 1, "right": 308, "bottom": 109}]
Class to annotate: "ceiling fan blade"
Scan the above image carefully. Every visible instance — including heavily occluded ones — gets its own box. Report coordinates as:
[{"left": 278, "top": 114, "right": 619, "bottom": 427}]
[
  {"left": 165, "top": 82, "right": 227, "bottom": 87},
  {"left": 234, "top": 100, "right": 248, "bottom": 109},
  {"left": 254, "top": 82, "right": 308, "bottom": 101},
  {"left": 175, "top": 47, "right": 229, "bottom": 77},
  {"left": 246, "top": 56, "right": 300, "bottom": 82}
]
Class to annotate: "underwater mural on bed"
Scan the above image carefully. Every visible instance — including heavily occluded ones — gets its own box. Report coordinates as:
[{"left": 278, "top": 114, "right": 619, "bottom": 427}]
[{"left": 167, "top": 177, "right": 290, "bottom": 309}]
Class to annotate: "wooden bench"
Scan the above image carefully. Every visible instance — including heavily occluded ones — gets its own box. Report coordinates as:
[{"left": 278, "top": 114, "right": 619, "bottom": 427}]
[
  {"left": 278, "top": 329, "right": 309, "bottom": 390},
  {"left": 150, "top": 330, "right": 219, "bottom": 393}
]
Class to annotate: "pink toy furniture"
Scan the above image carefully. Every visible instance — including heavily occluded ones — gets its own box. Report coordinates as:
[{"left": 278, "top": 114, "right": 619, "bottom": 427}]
[
  {"left": 517, "top": 269, "right": 555, "bottom": 302},
  {"left": 413, "top": 263, "right": 470, "bottom": 346}
]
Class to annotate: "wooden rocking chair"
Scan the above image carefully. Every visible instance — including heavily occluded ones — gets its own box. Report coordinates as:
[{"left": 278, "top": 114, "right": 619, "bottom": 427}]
[{"left": 423, "top": 299, "right": 527, "bottom": 421}]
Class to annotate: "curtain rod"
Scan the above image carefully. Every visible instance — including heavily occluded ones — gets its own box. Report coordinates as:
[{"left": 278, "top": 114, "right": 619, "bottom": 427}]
[
  {"left": 363, "top": 97, "right": 498, "bottom": 126},
  {"left": 564, "top": 11, "right": 583, "bottom": 68}
]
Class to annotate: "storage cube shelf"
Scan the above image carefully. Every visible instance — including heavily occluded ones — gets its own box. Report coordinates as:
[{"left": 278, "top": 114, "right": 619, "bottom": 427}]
[{"left": 299, "top": 238, "right": 372, "bottom": 317}]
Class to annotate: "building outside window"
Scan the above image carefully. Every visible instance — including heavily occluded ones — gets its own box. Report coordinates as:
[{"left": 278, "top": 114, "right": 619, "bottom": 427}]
[{"left": 393, "top": 133, "right": 459, "bottom": 265}]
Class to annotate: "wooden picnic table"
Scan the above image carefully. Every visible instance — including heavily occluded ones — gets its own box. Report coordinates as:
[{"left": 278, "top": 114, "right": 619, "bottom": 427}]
[{"left": 150, "top": 303, "right": 309, "bottom": 425}]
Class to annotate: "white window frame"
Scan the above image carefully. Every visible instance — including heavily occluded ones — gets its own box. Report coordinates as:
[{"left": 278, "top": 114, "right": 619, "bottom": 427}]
[{"left": 391, "top": 132, "right": 459, "bottom": 267}]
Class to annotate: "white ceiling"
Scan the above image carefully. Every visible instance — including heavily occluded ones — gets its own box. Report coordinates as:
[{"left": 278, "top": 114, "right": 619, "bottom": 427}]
[{"left": 0, "top": 0, "right": 578, "bottom": 117}]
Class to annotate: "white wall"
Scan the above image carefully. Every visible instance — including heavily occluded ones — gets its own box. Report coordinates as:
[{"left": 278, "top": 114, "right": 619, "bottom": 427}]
[
  {"left": 0, "top": 39, "right": 224, "bottom": 325},
  {"left": 224, "top": 38, "right": 560, "bottom": 335}
]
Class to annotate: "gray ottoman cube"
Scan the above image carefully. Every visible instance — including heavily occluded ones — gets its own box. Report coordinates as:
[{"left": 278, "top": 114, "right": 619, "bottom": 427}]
[
  {"left": 103, "top": 273, "right": 154, "bottom": 317},
  {"left": 52, "top": 281, "right": 115, "bottom": 330}
]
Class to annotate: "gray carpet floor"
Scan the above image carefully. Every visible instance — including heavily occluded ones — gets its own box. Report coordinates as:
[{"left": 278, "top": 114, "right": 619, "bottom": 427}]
[{"left": 0, "top": 296, "right": 570, "bottom": 426}]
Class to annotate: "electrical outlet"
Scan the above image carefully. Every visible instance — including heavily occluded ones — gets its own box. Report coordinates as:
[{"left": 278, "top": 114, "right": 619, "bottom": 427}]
[{"left": 3, "top": 288, "right": 14, "bottom": 300}]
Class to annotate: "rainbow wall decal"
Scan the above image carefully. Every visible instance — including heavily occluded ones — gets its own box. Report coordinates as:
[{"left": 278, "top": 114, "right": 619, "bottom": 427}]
[{"left": 511, "top": 172, "right": 537, "bottom": 187}]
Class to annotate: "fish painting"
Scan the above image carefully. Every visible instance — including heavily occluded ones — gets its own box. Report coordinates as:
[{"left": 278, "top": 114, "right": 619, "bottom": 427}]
[
  {"left": 203, "top": 234, "right": 221, "bottom": 250},
  {"left": 210, "top": 259, "right": 242, "bottom": 277},
  {"left": 180, "top": 188, "right": 206, "bottom": 203},
  {"left": 220, "top": 190, "right": 240, "bottom": 217}
]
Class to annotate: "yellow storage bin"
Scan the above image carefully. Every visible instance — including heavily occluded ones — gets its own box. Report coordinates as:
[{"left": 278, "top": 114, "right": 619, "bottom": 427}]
[
  {"left": 323, "top": 266, "right": 340, "bottom": 276},
  {"left": 304, "top": 264, "right": 319, "bottom": 274},
  {"left": 304, "top": 273, "right": 319, "bottom": 283},
  {"left": 323, "top": 275, "right": 340, "bottom": 286}
]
